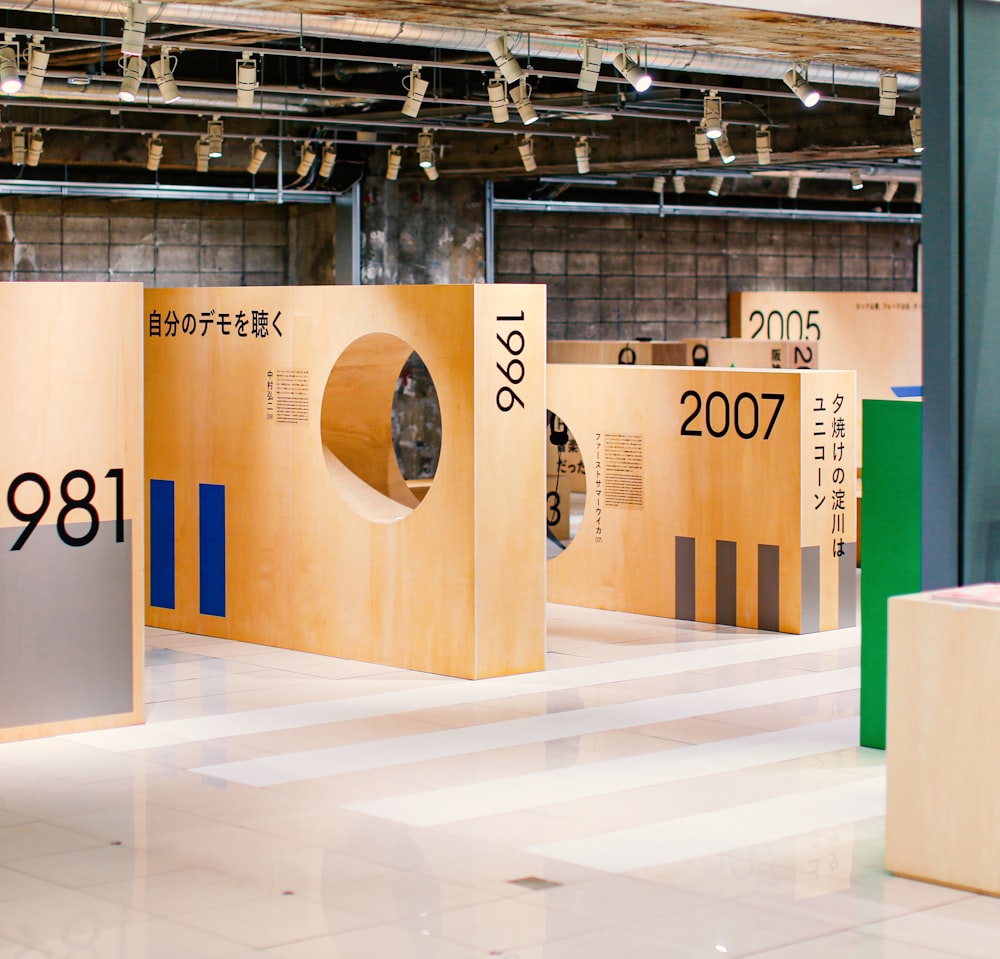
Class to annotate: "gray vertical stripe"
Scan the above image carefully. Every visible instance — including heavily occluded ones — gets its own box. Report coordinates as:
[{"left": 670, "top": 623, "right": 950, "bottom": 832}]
[
  {"left": 716, "top": 540, "right": 737, "bottom": 626},
  {"left": 758, "top": 544, "right": 780, "bottom": 632},
  {"left": 675, "top": 536, "right": 696, "bottom": 621},
  {"left": 800, "top": 545, "right": 821, "bottom": 634},
  {"left": 839, "top": 542, "right": 858, "bottom": 627}
]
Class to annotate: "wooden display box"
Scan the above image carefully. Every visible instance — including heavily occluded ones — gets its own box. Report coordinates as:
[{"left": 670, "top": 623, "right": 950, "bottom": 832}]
[
  {"left": 548, "top": 338, "right": 816, "bottom": 369},
  {"left": 886, "top": 589, "right": 1000, "bottom": 895},
  {"left": 0, "top": 283, "right": 144, "bottom": 742},
  {"left": 547, "top": 364, "right": 856, "bottom": 633},
  {"left": 144, "top": 284, "right": 546, "bottom": 679}
]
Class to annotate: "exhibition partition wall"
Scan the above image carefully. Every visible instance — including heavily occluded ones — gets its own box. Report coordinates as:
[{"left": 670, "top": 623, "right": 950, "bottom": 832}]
[
  {"left": 0, "top": 283, "right": 144, "bottom": 742},
  {"left": 547, "top": 364, "right": 856, "bottom": 633},
  {"left": 144, "top": 284, "right": 546, "bottom": 679},
  {"left": 548, "top": 338, "right": 819, "bottom": 369}
]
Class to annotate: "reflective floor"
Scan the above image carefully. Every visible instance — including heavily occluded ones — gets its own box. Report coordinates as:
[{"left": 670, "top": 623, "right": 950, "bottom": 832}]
[{"left": 1, "top": 605, "right": 998, "bottom": 957}]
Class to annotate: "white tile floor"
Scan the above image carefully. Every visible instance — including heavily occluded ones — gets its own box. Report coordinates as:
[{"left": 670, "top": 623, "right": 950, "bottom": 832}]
[{"left": 1, "top": 603, "right": 997, "bottom": 957}]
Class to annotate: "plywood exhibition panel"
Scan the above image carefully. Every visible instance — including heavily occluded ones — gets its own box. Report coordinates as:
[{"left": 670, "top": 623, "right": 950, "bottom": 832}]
[
  {"left": 144, "top": 284, "right": 546, "bottom": 679},
  {"left": 0, "top": 282, "right": 144, "bottom": 742},
  {"left": 548, "top": 338, "right": 817, "bottom": 368},
  {"left": 547, "top": 365, "right": 856, "bottom": 633},
  {"left": 886, "top": 589, "right": 1000, "bottom": 896}
]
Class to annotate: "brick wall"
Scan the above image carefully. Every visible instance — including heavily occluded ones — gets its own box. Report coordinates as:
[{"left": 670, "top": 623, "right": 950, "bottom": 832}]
[
  {"left": 495, "top": 212, "right": 920, "bottom": 340},
  {"left": 0, "top": 197, "right": 309, "bottom": 286}
]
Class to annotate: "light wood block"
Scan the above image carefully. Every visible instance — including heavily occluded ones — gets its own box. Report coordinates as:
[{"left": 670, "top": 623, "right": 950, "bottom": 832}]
[
  {"left": 548, "top": 338, "right": 817, "bottom": 369},
  {"left": 144, "top": 284, "right": 546, "bottom": 679},
  {"left": 547, "top": 364, "right": 856, "bottom": 632},
  {"left": 0, "top": 282, "right": 144, "bottom": 742},
  {"left": 886, "top": 590, "right": 1000, "bottom": 896}
]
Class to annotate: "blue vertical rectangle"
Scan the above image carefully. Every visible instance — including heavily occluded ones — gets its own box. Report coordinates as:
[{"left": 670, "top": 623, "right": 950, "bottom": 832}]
[
  {"left": 149, "top": 479, "right": 176, "bottom": 610},
  {"left": 199, "top": 483, "right": 226, "bottom": 618}
]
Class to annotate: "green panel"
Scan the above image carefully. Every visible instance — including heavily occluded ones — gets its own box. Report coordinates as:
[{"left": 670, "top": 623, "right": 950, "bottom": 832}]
[{"left": 860, "top": 400, "right": 922, "bottom": 749}]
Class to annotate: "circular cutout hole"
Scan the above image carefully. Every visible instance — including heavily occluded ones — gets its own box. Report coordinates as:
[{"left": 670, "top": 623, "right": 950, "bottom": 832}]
[
  {"left": 546, "top": 410, "right": 587, "bottom": 557},
  {"left": 320, "top": 333, "right": 441, "bottom": 523}
]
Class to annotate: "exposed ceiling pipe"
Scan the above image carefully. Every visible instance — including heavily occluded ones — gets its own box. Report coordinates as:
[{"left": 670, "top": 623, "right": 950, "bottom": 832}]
[{"left": 0, "top": 0, "right": 920, "bottom": 91}]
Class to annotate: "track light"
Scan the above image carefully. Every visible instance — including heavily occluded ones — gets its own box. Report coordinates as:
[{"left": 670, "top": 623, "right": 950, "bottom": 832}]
[
  {"left": 11, "top": 127, "right": 26, "bottom": 164},
  {"left": 878, "top": 69, "right": 898, "bottom": 116},
  {"left": 518, "top": 135, "right": 536, "bottom": 172},
  {"left": 910, "top": 108, "right": 923, "bottom": 153},
  {"left": 613, "top": 47, "right": 651, "bottom": 93},
  {"left": 714, "top": 129, "right": 736, "bottom": 164},
  {"left": 575, "top": 136, "right": 590, "bottom": 174},
  {"left": 195, "top": 138, "right": 209, "bottom": 172},
  {"left": 424, "top": 162, "right": 439, "bottom": 181},
  {"left": 673, "top": 174, "right": 686, "bottom": 194},
  {"left": 707, "top": 175, "right": 723, "bottom": 197},
  {"left": 151, "top": 48, "right": 181, "bottom": 103},
  {"left": 236, "top": 52, "right": 258, "bottom": 108},
  {"left": 849, "top": 168, "right": 863, "bottom": 190},
  {"left": 246, "top": 138, "right": 267, "bottom": 174},
  {"left": 0, "top": 44, "right": 22, "bottom": 94},
  {"left": 401, "top": 65, "right": 429, "bottom": 118},
  {"left": 146, "top": 135, "right": 163, "bottom": 171},
  {"left": 578, "top": 39, "right": 603, "bottom": 92},
  {"left": 694, "top": 127, "right": 711, "bottom": 162},
  {"left": 783, "top": 62, "right": 820, "bottom": 108},
  {"left": 755, "top": 126, "right": 772, "bottom": 164},
  {"left": 386, "top": 145, "right": 403, "bottom": 181},
  {"left": 118, "top": 56, "right": 146, "bottom": 101},
  {"left": 487, "top": 35, "right": 523, "bottom": 84},
  {"left": 121, "top": 1, "right": 148, "bottom": 57},
  {"left": 26, "top": 129, "right": 43, "bottom": 167},
  {"left": 651, "top": 175, "right": 665, "bottom": 193},
  {"left": 883, "top": 180, "right": 898, "bottom": 203},
  {"left": 488, "top": 73, "right": 509, "bottom": 124},
  {"left": 296, "top": 142, "right": 316, "bottom": 177},
  {"left": 510, "top": 80, "right": 538, "bottom": 126},
  {"left": 22, "top": 41, "right": 48, "bottom": 95},
  {"left": 417, "top": 129, "right": 435, "bottom": 168},
  {"left": 788, "top": 173, "right": 801, "bottom": 198},
  {"left": 702, "top": 92, "right": 723, "bottom": 139},
  {"left": 206, "top": 117, "right": 223, "bottom": 158},
  {"left": 318, "top": 144, "right": 336, "bottom": 178}
]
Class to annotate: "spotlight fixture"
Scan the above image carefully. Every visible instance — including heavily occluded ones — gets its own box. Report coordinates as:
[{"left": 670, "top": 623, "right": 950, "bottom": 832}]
[
  {"left": 424, "top": 162, "right": 439, "bottom": 182},
  {"left": 236, "top": 52, "right": 258, "bottom": 108},
  {"left": 702, "top": 93, "right": 725, "bottom": 141},
  {"left": 487, "top": 34, "right": 523, "bottom": 84},
  {"left": 849, "top": 168, "right": 863, "bottom": 190},
  {"left": 612, "top": 47, "right": 651, "bottom": 93},
  {"left": 401, "top": 65, "right": 429, "bottom": 118},
  {"left": 146, "top": 135, "right": 163, "bottom": 171},
  {"left": 788, "top": 173, "right": 801, "bottom": 198},
  {"left": 518, "top": 135, "right": 536, "bottom": 172},
  {"left": 118, "top": 56, "right": 146, "bottom": 101},
  {"left": 0, "top": 44, "right": 22, "bottom": 94},
  {"left": 195, "top": 138, "right": 209, "bottom": 172},
  {"left": 26, "top": 129, "right": 43, "bottom": 166},
  {"left": 707, "top": 175, "right": 723, "bottom": 197},
  {"left": 11, "top": 127, "right": 26, "bottom": 164},
  {"left": 121, "top": 1, "right": 148, "bottom": 57},
  {"left": 673, "top": 174, "right": 686, "bottom": 194},
  {"left": 386, "top": 145, "right": 403, "bottom": 181},
  {"left": 878, "top": 69, "right": 898, "bottom": 116},
  {"left": 694, "top": 126, "right": 711, "bottom": 162},
  {"left": 651, "top": 175, "right": 665, "bottom": 193},
  {"left": 714, "top": 129, "right": 736, "bottom": 164},
  {"left": 417, "top": 129, "right": 435, "bottom": 168},
  {"left": 296, "top": 142, "right": 316, "bottom": 177},
  {"left": 206, "top": 117, "right": 224, "bottom": 158},
  {"left": 577, "top": 39, "right": 603, "bottom": 92},
  {"left": 914, "top": 181, "right": 923, "bottom": 204},
  {"left": 246, "top": 138, "right": 267, "bottom": 174},
  {"left": 782, "top": 62, "right": 820, "bottom": 108},
  {"left": 318, "top": 144, "right": 336, "bottom": 178},
  {"left": 510, "top": 79, "right": 538, "bottom": 125},
  {"left": 910, "top": 108, "right": 923, "bottom": 153},
  {"left": 151, "top": 48, "right": 181, "bottom": 103},
  {"left": 883, "top": 180, "right": 898, "bottom": 203},
  {"left": 22, "top": 40, "right": 48, "bottom": 95},
  {"left": 487, "top": 72, "right": 509, "bottom": 124},
  {"left": 575, "top": 136, "right": 591, "bottom": 174},
  {"left": 755, "top": 126, "right": 772, "bottom": 164}
]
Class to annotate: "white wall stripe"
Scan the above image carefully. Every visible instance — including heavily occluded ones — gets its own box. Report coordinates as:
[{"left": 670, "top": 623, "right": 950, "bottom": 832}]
[
  {"left": 344, "top": 717, "right": 859, "bottom": 826},
  {"left": 526, "top": 776, "right": 886, "bottom": 873},
  {"left": 67, "top": 629, "right": 857, "bottom": 753},
  {"left": 191, "top": 667, "right": 859, "bottom": 787}
]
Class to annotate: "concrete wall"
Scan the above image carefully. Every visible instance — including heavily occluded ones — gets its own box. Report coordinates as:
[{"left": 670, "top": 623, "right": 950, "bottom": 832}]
[{"left": 495, "top": 211, "right": 921, "bottom": 340}]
